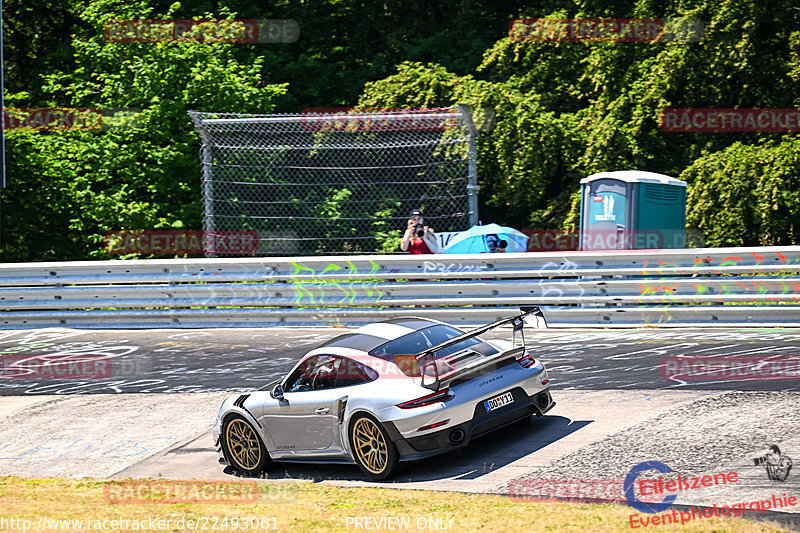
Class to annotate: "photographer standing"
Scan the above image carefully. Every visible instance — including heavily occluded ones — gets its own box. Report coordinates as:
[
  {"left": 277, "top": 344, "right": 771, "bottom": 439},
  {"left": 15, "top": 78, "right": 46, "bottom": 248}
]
[
  {"left": 400, "top": 209, "right": 439, "bottom": 254},
  {"left": 485, "top": 234, "right": 508, "bottom": 253}
]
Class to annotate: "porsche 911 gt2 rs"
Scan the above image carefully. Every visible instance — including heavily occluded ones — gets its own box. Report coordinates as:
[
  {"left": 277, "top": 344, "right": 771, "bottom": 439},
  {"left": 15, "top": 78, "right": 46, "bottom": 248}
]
[{"left": 213, "top": 306, "right": 554, "bottom": 480}]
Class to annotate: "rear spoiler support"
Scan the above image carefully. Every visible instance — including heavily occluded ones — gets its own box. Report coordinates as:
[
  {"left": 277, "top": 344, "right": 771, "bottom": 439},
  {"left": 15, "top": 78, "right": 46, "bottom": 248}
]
[{"left": 415, "top": 306, "right": 546, "bottom": 390}]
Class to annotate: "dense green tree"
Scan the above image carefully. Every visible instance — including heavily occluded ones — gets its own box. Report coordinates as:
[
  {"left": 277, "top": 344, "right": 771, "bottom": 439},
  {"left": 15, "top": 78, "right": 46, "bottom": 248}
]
[
  {"left": 3, "top": 0, "right": 88, "bottom": 100},
  {"left": 1, "top": 1, "right": 286, "bottom": 261},
  {"left": 4, "top": 0, "right": 800, "bottom": 260},
  {"left": 359, "top": 0, "right": 800, "bottom": 237},
  {"left": 180, "top": 0, "right": 533, "bottom": 110},
  {"left": 684, "top": 138, "right": 800, "bottom": 247}
]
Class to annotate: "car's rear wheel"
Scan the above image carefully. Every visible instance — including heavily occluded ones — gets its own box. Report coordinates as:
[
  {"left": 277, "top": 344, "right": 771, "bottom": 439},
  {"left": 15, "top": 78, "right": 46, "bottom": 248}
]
[
  {"left": 349, "top": 413, "right": 401, "bottom": 480},
  {"left": 221, "top": 415, "right": 271, "bottom": 477}
]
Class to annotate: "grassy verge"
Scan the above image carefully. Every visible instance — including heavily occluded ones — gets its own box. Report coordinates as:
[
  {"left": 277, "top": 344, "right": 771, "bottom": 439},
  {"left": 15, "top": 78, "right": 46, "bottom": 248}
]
[{"left": 0, "top": 476, "right": 792, "bottom": 532}]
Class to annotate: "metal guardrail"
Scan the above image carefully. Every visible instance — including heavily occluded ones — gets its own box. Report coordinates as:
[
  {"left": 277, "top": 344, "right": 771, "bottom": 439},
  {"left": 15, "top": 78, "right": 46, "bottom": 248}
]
[{"left": 1, "top": 246, "right": 800, "bottom": 329}]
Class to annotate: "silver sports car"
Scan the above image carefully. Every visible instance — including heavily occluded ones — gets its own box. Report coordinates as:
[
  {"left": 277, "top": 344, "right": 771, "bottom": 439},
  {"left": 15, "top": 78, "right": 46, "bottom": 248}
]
[{"left": 213, "top": 306, "right": 554, "bottom": 480}]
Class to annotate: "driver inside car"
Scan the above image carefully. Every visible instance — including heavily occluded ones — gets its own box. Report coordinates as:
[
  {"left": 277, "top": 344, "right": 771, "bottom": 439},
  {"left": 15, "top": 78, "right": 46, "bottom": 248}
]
[{"left": 285, "top": 356, "right": 341, "bottom": 392}]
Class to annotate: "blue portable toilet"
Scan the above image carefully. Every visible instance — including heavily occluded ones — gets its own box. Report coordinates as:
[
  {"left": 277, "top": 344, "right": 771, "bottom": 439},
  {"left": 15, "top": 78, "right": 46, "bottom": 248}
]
[{"left": 579, "top": 171, "right": 686, "bottom": 250}]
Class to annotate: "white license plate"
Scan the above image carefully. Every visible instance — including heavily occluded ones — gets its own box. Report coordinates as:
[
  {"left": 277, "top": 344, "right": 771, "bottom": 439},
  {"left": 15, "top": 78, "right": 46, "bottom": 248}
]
[{"left": 483, "top": 391, "right": 514, "bottom": 412}]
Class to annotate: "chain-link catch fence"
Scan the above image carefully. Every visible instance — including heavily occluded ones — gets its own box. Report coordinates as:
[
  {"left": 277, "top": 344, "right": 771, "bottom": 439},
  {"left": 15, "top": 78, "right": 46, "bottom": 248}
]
[{"left": 188, "top": 105, "right": 480, "bottom": 256}]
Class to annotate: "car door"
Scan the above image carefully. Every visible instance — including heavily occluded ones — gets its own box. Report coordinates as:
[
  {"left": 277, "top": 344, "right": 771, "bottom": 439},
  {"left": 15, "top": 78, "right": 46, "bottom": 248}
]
[{"left": 261, "top": 356, "right": 338, "bottom": 453}]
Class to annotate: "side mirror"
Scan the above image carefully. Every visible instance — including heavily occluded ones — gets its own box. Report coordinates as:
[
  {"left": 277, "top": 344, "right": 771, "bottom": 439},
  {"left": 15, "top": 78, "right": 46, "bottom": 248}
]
[{"left": 271, "top": 384, "right": 284, "bottom": 400}]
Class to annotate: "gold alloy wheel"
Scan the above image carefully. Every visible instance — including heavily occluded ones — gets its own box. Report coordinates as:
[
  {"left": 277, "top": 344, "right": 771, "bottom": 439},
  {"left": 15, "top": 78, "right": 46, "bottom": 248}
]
[
  {"left": 225, "top": 418, "right": 262, "bottom": 470},
  {"left": 352, "top": 417, "right": 388, "bottom": 474}
]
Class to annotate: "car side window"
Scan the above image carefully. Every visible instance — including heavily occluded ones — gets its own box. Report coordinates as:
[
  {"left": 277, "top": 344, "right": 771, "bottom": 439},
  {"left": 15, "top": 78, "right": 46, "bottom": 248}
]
[
  {"left": 283, "top": 355, "right": 340, "bottom": 392},
  {"left": 284, "top": 356, "right": 319, "bottom": 392},
  {"left": 284, "top": 356, "right": 378, "bottom": 392},
  {"left": 334, "top": 356, "right": 378, "bottom": 387},
  {"left": 310, "top": 356, "right": 339, "bottom": 390}
]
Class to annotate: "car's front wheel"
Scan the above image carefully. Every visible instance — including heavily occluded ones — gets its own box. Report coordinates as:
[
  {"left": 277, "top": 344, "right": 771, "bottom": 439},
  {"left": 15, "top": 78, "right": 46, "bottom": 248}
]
[
  {"left": 349, "top": 413, "right": 401, "bottom": 480},
  {"left": 221, "top": 415, "right": 271, "bottom": 477}
]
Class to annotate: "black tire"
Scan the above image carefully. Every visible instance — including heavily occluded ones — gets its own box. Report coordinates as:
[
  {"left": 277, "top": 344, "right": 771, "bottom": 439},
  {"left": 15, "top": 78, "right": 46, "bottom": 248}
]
[
  {"left": 348, "top": 413, "right": 401, "bottom": 481},
  {"left": 220, "top": 414, "right": 271, "bottom": 477}
]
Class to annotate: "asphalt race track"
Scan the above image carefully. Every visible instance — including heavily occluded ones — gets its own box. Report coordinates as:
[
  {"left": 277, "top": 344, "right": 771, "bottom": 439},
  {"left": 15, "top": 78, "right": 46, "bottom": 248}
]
[
  {"left": 1, "top": 327, "right": 799, "bottom": 529},
  {"left": 1, "top": 327, "right": 799, "bottom": 395}
]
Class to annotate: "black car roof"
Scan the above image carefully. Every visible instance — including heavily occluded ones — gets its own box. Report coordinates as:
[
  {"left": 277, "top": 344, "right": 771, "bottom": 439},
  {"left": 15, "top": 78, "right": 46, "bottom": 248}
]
[
  {"left": 374, "top": 317, "right": 440, "bottom": 330},
  {"left": 313, "top": 318, "right": 441, "bottom": 353},
  {"left": 314, "top": 333, "right": 388, "bottom": 352}
]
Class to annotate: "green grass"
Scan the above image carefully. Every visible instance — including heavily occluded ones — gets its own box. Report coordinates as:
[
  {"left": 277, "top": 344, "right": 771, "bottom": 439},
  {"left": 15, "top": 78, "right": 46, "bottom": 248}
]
[{"left": 0, "top": 476, "right": 793, "bottom": 532}]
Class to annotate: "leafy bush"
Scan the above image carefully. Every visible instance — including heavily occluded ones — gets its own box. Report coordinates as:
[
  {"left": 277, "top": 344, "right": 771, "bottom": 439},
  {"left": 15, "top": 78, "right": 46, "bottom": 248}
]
[
  {"left": 1, "top": 2, "right": 286, "bottom": 261},
  {"left": 685, "top": 138, "right": 800, "bottom": 247}
]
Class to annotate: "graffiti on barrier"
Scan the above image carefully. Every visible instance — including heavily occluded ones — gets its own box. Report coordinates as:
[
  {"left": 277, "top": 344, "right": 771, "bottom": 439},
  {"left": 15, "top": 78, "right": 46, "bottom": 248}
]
[
  {"left": 633, "top": 249, "right": 800, "bottom": 305},
  {"left": 290, "top": 259, "right": 384, "bottom": 305},
  {"left": 422, "top": 261, "right": 489, "bottom": 275}
]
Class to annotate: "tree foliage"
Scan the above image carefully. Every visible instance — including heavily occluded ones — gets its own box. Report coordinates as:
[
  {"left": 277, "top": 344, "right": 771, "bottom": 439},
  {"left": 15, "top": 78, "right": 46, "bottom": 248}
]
[
  {"left": 3, "top": 0, "right": 800, "bottom": 261},
  {"left": 2, "top": 1, "right": 286, "bottom": 260},
  {"left": 359, "top": 0, "right": 800, "bottom": 238},
  {"left": 685, "top": 138, "right": 800, "bottom": 246}
]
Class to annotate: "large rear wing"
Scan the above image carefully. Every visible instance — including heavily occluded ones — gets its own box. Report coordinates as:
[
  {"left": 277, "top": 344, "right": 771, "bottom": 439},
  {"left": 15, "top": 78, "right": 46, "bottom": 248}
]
[{"left": 410, "top": 306, "right": 546, "bottom": 390}]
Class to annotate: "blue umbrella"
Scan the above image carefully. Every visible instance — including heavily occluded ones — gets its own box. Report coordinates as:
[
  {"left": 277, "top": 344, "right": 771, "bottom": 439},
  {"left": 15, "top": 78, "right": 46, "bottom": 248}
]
[{"left": 443, "top": 223, "right": 529, "bottom": 254}]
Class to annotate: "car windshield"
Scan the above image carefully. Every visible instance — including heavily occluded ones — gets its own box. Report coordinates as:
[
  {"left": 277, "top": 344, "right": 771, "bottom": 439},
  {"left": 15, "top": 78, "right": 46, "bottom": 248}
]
[{"left": 368, "top": 324, "right": 498, "bottom": 359}]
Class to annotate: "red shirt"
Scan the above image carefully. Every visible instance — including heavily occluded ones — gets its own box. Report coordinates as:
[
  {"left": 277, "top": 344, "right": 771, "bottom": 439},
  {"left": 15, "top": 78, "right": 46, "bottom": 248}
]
[{"left": 408, "top": 238, "right": 433, "bottom": 254}]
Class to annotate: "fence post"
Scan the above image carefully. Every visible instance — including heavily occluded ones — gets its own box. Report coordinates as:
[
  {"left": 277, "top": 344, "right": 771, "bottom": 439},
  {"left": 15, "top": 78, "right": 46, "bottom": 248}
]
[
  {"left": 189, "top": 112, "right": 216, "bottom": 259},
  {"left": 458, "top": 103, "right": 480, "bottom": 227}
]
